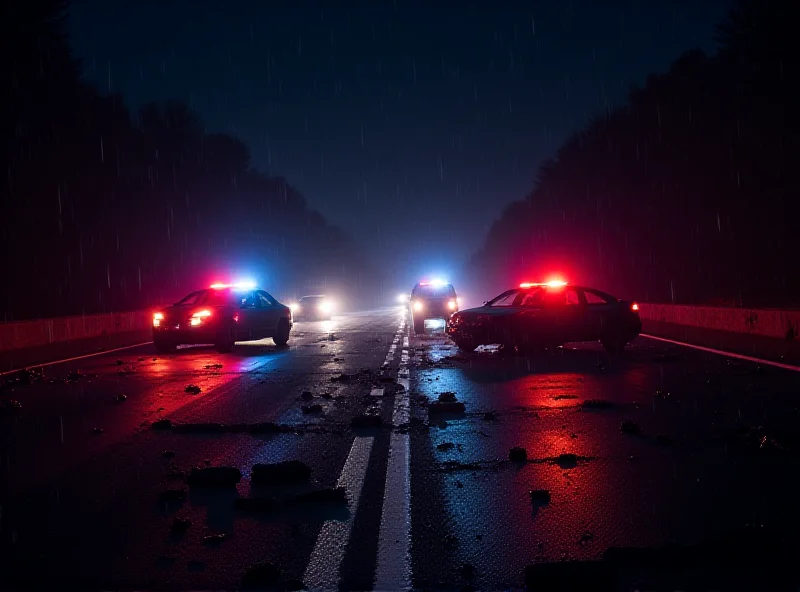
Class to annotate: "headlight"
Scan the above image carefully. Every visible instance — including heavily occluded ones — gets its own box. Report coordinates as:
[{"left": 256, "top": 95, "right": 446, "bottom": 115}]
[
  {"left": 318, "top": 301, "right": 333, "bottom": 314},
  {"left": 413, "top": 300, "right": 423, "bottom": 312},
  {"left": 396, "top": 293, "right": 408, "bottom": 303},
  {"left": 448, "top": 299, "right": 456, "bottom": 310},
  {"left": 289, "top": 303, "right": 299, "bottom": 312}
]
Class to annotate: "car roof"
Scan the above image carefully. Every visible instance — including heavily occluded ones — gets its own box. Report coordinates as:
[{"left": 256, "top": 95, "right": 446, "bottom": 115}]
[{"left": 299, "top": 294, "right": 325, "bottom": 299}]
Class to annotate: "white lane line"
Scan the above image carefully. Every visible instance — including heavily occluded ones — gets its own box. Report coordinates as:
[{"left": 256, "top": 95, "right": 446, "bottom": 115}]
[
  {"left": 374, "top": 316, "right": 412, "bottom": 591},
  {"left": 304, "top": 312, "right": 406, "bottom": 590},
  {"left": 303, "top": 435, "right": 376, "bottom": 590},
  {"left": 641, "top": 333, "right": 800, "bottom": 373},
  {"left": 0, "top": 341, "right": 153, "bottom": 377}
]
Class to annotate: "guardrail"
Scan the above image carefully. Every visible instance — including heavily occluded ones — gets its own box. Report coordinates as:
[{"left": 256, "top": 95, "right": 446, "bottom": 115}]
[
  {"left": 637, "top": 304, "right": 800, "bottom": 341},
  {"left": 0, "top": 311, "right": 152, "bottom": 353}
]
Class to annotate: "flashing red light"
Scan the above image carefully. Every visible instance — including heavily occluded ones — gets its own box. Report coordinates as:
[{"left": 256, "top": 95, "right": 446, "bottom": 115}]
[
  {"left": 190, "top": 309, "right": 212, "bottom": 326},
  {"left": 153, "top": 312, "right": 164, "bottom": 327},
  {"left": 210, "top": 283, "right": 229, "bottom": 289},
  {"left": 631, "top": 302, "right": 640, "bottom": 312},
  {"left": 519, "top": 280, "right": 568, "bottom": 289}
]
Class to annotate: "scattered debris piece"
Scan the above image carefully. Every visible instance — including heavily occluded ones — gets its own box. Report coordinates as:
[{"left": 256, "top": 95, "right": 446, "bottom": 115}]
[
  {"left": 351, "top": 414, "right": 383, "bottom": 429},
  {"left": 174, "top": 422, "right": 226, "bottom": 434},
  {"left": 529, "top": 489, "right": 551, "bottom": 504},
  {"left": 161, "top": 450, "right": 176, "bottom": 458},
  {"left": 437, "top": 442, "right": 456, "bottom": 452},
  {"left": 0, "top": 399, "right": 22, "bottom": 415},
  {"left": 301, "top": 391, "right": 314, "bottom": 401},
  {"left": 482, "top": 411, "right": 497, "bottom": 421},
  {"left": 378, "top": 376, "right": 396, "bottom": 383},
  {"left": 203, "top": 534, "right": 226, "bottom": 545},
  {"left": 428, "top": 401, "right": 466, "bottom": 415},
  {"left": 581, "top": 399, "right": 615, "bottom": 410},
  {"left": 186, "top": 466, "right": 242, "bottom": 487},
  {"left": 93, "top": 427, "right": 104, "bottom": 435},
  {"left": 556, "top": 453, "right": 578, "bottom": 468},
  {"left": 620, "top": 419, "right": 641, "bottom": 435},
  {"left": 552, "top": 394, "right": 578, "bottom": 400},
  {"left": 241, "top": 562, "right": 283, "bottom": 590},
  {"left": 320, "top": 392, "right": 333, "bottom": 400},
  {"left": 438, "top": 391, "right": 457, "bottom": 402},
  {"left": 185, "top": 384, "right": 202, "bottom": 395},
  {"left": 204, "top": 363, "right": 223, "bottom": 370},
  {"left": 171, "top": 517, "right": 191, "bottom": 532},
  {"left": 115, "top": 394, "right": 128, "bottom": 402},
  {"left": 331, "top": 373, "right": 355, "bottom": 382},
  {"left": 460, "top": 563, "right": 476, "bottom": 580},
  {"left": 578, "top": 531, "right": 595, "bottom": 545},
  {"left": 159, "top": 488, "right": 187, "bottom": 503},
  {"left": 152, "top": 419, "right": 174, "bottom": 430},
  {"left": 509, "top": 447, "right": 528, "bottom": 462},
  {"left": 301, "top": 404, "right": 323, "bottom": 414},
  {"left": 115, "top": 359, "right": 124, "bottom": 365},
  {"left": 251, "top": 461, "right": 312, "bottom": 485}
]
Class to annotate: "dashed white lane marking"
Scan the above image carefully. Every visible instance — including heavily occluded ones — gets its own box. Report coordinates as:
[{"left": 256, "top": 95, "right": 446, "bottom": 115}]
[
  {"left": 374, "top": 315, "right": 412, "bottom": 591},
  {"left": 0, "top": 341, "right": 153, "bottom": 377},
  {"left": 641, "top": 333, "right": 800, "bottom": 373},
  {"left": 304, "top": 311, "right": 406, "bottom": 590}
]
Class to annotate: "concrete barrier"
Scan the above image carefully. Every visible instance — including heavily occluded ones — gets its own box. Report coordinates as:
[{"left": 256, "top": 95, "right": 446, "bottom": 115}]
[
  {"left": 637, "top": 304, "right": 800, "bottom": 341},
  {"left": 0, "top": 311, "right": 152, "bottom": 353}
]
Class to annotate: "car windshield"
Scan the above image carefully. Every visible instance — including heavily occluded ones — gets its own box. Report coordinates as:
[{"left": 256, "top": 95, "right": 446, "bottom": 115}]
[{"left": 413, "top": 285, "right": 456, "bottom": 298}]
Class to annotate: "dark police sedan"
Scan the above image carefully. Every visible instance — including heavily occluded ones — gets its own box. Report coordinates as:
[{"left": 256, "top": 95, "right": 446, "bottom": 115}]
[
  {"left": 152, "top": 282, "right": 293, "bottom": 353},
  {"left": 446, "top": 281, "right": 641, "bottom": 353}
]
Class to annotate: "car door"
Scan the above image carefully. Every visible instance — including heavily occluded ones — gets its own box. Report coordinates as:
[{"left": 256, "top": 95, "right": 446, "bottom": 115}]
[
  {"left": 537, "top": 287, "right": 584, "bottom": 344},
  {"left": 257, "top": 290, "right": 280, "bottom": 337},
  {"left": 237, "top": 290, "right": 261, "bottom": 340},
  {"left": 579, "top": 289, "right": 615, "bottom": 340}
]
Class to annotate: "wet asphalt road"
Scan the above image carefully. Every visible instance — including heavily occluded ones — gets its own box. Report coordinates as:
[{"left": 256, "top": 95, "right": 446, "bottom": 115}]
[{"left": 2, "top": 306, "right": 800, "bottom": 591}]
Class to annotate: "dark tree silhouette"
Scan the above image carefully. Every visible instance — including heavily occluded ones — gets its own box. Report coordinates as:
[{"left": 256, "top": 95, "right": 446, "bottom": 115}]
[
  {"left": 1, "top": 0, "right": 380, "bottom": 320},
  {"left": 467, "top": 0, "right": 799, "bottom": 308}
]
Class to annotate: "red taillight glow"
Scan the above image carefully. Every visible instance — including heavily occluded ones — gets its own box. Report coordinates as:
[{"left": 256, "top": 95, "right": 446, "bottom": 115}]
[
  {"left": 153, "top": 312, "right": 164, "bottom": 327},
  {"left": 631, "top": 303, "right": 640, "bottom": 312}
]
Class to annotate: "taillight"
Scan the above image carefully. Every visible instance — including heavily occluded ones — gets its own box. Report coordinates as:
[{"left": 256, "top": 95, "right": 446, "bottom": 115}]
[
  {"left": 448, "top": 299, "right": 457, "bottom": 310},
  {"left": 631, "top": 303, "right": 639, "bottom": 312},
  {"left": 153, "top": 312, "right": 164, "bottom": 327},
  {"left": 190, "top": 309, "right": 212, "bottom": 326}
]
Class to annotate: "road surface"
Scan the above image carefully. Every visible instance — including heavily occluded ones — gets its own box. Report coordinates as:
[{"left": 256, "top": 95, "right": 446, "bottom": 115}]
[{"left": 2, "top": 307, "right": 800, "bottom": 591}]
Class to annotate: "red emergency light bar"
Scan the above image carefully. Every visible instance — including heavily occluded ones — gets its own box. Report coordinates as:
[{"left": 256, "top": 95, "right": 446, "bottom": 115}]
[{"left": 519, "top": 280, "right": 568, "bottom": 288}]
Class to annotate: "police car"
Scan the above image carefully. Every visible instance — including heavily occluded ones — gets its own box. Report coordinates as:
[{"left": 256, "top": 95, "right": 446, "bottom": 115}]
[
  {"left": 410, "top": 280, "right": 459, "bottom": 334},
  {"left": 446, "top": 280, "right": 641, "bottom": 353},
  {"left": 152, "top": 282, "right": 293, "bottom": 353}
]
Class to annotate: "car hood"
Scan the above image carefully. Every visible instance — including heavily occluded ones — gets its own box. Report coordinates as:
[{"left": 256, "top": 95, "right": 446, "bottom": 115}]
[{"left": 457, "top": 306, "right": 520, "bottom": 318}]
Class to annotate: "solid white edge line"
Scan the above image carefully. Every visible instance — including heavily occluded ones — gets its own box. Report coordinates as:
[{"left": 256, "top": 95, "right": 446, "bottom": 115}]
[
  {"left": 0, "top": 341, "right": 153, "bottom": 377},
  {"left": 303, "top": 435, "right": 376, "bottom": 590},
  {"left": 640, "top": 333, "right": 800, "bottom": 372},
  {"left": 374, "top": 316, "right": 412, "bottom": 591}
]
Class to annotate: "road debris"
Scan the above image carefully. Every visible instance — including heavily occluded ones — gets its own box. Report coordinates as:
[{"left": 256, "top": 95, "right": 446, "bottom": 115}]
[
  {"left": 251, "top": 461, "right": 312, "bottom": 485},
  {"left": 351, "top": 414, "right": 383, "bottom": 429},
  {"left": 184, "top": 384, "right": 202, "bottom": 394},
  {"left": 203, "top": 533, "right": 226, "bottom": 545},
  {"left": 509, "top": 446, "right": 528, "bottom": 462},
  {"left": 620, "top": 419, "right": 641, "bottom": 435},
  {"left": 438, "top": 391, "right": 457, "bottom": 402},
  {"left": 159, "top": 488, "right": 187, "bottom": 503},
  {"left": 428, "top": 401, "right": 466, "bottom": 415},
  {"left": 581, "top": 399, "right": 615, "bottom": 410},
  {"left": 171, "top": 517, "right": 191, "bottom": 532},
  {"left": 186, "top": 466, "right": 242, "bottom": 487},
  {"left": 529, "top": 489, "right": 551, "bottom": 504},
  {"left": 301, "top": 404, "right": 323, "bottom": 414}
]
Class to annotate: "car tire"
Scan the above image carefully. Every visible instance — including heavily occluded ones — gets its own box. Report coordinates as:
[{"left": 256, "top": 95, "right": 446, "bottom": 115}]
[
  {"left": 273, "top": 319, "right": 291, "bottom": 347},
  {"left": 215, "top": 326, "right": 236, "bottom": 353},
  {"left": 413, "top": 319, "right": 425, "bottom": 335},
  {"left": 154, "top": 338, "right": 176, "bottom": 354}
]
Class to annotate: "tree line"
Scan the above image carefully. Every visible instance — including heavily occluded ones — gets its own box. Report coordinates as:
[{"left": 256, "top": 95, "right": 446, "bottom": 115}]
[
  {"left": 467, "top": 0, "right": 799, "bottom": 308},
  {"left": 1, "top": 0, "right": 380, "bottom": 321}
]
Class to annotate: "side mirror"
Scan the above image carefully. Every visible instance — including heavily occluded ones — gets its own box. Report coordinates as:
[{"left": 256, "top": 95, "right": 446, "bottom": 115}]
[{"left": 482, "top": 301, "right": 489, "bottom": 306}]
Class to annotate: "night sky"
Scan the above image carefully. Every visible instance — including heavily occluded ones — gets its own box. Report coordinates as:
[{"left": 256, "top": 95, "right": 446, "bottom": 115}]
[{"left": 68, "top": 0, "right": 731, "bottom": 284}]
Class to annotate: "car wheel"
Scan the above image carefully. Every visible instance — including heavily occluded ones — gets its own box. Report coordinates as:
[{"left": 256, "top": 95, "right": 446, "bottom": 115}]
[
  {"left": 273, "top": 319, "right": 291, "bottom": 346},
  {"left": 413, "top": 319, "right": 425, "bottom": 335},
  {"left": 154, "top": 337, "right": 176, "bottom": 354},
  {"left": 215, "top": 327, "right": 236, "bottom": 353}
]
